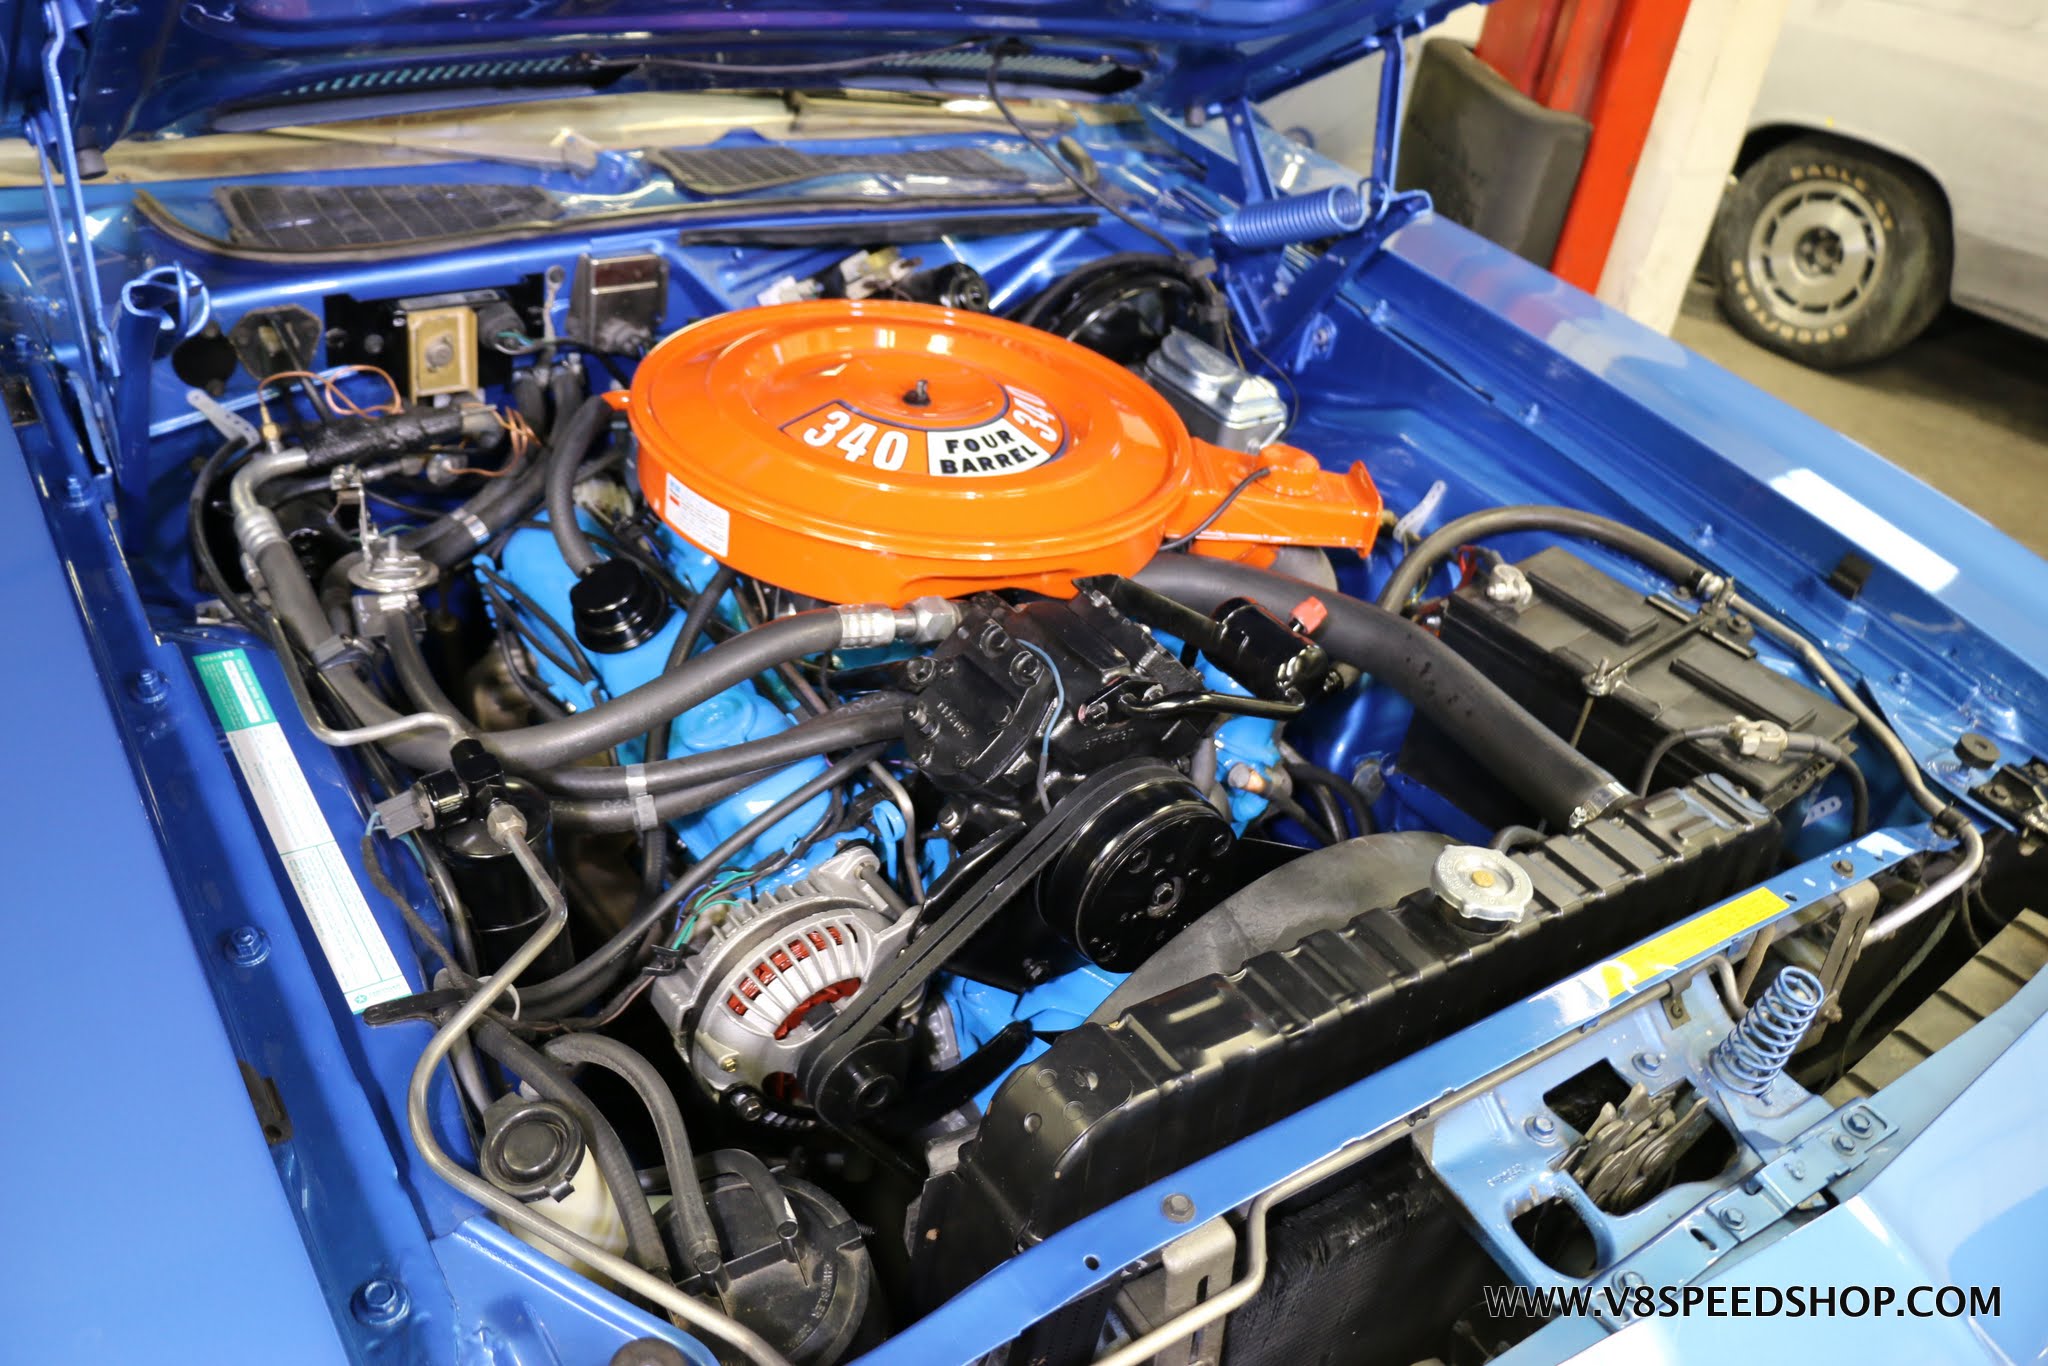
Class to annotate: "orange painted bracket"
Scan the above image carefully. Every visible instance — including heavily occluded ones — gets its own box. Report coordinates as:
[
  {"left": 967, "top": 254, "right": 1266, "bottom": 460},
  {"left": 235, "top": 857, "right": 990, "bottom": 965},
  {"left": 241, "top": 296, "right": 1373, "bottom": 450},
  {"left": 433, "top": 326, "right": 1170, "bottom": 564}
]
[{"left": 1168, "top": 441, "right": 1382, "bottom": 554}]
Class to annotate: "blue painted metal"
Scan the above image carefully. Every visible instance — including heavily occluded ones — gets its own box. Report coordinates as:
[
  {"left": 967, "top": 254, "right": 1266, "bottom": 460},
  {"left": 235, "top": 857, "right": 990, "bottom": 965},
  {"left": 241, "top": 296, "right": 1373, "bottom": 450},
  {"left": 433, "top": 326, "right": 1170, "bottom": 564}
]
[
  {"left": 2, "top": 58, "right": 2046, "bottom": 1364},
  {"left": 1219, "top": 182, "right": 1369, "bottom": 248},
  {"left": 1498, "top": 906, "right": 2048, "bottom": 1365},
  {"left": 864, "top": 833, "right": 1925, "bottom": 1364},
  {"left": 1151, "top": 629, "right": 1278, "bottom": 830},
  {"left": 0, "top": 417, "right": 346, "bottom": 1363},
  {"left": 1419, "top": 960, "right": 1873, "bottom": 1330},
  {"left": 0, "top": 334, "right": 709, "bottom": 1361},
  {"left": 433, "top": 1221, "right": 719, "bottom": 1366},
  {"left": 1196, "top": 30, "right": 1432, "bottom": 366},
  {"left": 940, "top": 962, "right": 1125, "bottom": 1110}
]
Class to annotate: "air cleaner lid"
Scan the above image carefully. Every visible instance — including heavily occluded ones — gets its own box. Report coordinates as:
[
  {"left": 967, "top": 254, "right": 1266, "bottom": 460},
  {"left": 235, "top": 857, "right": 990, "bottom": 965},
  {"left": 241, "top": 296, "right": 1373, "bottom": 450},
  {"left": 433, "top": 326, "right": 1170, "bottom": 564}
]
[{"left": 624, "top": 299, "right": 1378, "bottom": 604}]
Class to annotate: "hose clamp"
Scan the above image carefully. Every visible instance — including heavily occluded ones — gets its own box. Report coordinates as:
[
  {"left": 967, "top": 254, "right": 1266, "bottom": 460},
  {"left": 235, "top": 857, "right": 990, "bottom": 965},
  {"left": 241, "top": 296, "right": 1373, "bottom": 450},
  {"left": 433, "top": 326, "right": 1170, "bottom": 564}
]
[{"left": 623, "top": 764, "right": 660, "bottom": 832}]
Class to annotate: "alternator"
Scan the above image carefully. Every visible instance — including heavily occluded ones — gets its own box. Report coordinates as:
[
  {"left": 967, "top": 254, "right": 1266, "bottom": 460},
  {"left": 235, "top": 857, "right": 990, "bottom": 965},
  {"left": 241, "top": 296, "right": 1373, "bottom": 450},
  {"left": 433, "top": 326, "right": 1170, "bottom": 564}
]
[{"left": 650, "top": 847, "right": 914, "bottom": 1102}]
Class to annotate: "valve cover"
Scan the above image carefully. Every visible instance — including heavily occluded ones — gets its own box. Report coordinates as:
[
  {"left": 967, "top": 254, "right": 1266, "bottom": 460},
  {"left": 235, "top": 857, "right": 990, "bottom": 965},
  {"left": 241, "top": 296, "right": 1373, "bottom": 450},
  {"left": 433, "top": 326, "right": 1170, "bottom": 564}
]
[{"left": 620, "top": 300, "right": 1381, "bottom": 604}]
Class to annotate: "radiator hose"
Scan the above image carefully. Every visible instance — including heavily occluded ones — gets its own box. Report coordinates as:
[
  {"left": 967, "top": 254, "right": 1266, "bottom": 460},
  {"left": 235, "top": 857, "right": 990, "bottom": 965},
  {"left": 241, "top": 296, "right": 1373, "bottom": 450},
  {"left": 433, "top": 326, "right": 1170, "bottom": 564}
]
[{"left": 1136, "top": 553, "right": 1630, "bottom": 829}]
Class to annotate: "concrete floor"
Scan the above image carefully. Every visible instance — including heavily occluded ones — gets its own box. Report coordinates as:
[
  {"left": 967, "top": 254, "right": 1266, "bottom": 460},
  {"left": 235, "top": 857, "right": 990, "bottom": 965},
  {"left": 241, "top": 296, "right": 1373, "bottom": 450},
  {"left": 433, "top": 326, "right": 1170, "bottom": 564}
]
[{"left": 1672, "top": 281, "right": 2048, "bottom": 557}]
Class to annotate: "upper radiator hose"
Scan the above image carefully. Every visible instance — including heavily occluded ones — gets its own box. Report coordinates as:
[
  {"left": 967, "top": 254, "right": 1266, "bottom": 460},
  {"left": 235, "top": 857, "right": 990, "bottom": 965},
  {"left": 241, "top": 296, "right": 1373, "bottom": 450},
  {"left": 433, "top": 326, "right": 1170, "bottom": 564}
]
[{"left": 1136, "top": 553, "right": 1630, "bottom": 828}]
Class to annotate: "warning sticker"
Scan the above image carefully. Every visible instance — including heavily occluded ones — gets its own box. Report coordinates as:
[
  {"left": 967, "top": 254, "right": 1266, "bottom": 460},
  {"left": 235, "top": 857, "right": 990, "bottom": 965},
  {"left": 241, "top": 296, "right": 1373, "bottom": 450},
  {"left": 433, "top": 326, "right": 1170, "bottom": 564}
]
[
  {"left": 780, "top": 385, "right": 1068, "bottom": 477},
  {"left": 194, "top": 649, "right": 410, "bottom": 1013},
  {"left": 664, "top": 472, "right": 731, "bottom": 556},
  {"left": 1592, "top": 886, "right": 1791, "bottom": 999}
]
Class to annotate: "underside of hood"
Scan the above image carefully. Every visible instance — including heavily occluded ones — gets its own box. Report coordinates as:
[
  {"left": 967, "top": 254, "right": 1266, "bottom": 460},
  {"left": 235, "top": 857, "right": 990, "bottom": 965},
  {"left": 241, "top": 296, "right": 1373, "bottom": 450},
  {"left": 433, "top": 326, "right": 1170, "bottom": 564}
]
[{"left": 5, "top": 0, "right": 1469, "bottom": 148}]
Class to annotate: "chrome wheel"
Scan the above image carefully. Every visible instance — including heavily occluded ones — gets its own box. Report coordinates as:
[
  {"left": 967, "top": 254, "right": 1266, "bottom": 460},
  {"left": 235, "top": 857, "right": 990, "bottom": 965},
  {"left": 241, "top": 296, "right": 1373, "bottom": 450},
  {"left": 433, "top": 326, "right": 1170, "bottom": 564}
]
[{"left": 1745, "top": 178, "right": 1886, "bottom": 330}]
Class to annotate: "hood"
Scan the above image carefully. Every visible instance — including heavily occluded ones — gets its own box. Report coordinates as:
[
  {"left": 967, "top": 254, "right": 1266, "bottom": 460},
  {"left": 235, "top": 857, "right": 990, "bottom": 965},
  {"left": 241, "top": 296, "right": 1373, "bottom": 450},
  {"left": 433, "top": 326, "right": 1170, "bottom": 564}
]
[{"left": 7, "top": 0, "right": 1469, "bottom": 149}]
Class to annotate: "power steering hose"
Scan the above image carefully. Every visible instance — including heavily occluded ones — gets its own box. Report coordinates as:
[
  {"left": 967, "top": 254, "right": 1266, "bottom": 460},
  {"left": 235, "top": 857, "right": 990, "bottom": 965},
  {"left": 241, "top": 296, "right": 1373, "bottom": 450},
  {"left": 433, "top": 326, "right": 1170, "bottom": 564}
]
[
  {"left": 403, "top": 801, "right": 791, "bottom": 1366},
  {"left": 1137, "top": 553, "right": 1631, "bottom": 828}
]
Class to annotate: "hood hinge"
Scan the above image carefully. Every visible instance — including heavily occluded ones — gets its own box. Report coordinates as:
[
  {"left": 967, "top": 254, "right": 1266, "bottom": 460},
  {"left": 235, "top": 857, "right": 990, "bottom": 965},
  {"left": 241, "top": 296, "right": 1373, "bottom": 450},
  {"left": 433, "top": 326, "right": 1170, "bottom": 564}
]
[
  {"left": 1201, "top": 18, "right": 1432, "bottom": 371},
  {"left": 26, "top": 0, "right": 118, "bottom": 463}
]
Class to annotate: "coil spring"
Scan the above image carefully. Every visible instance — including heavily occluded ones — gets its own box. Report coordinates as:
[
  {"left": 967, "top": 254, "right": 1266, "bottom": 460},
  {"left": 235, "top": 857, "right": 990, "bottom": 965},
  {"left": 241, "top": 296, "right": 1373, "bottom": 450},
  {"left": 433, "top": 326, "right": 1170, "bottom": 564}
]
[
  {"left": 1713, "top": 965, "right": 1826, "bottom": 1097},
  {"left": 1219, "top": 184, "right": 1369, "bottom": 250}
]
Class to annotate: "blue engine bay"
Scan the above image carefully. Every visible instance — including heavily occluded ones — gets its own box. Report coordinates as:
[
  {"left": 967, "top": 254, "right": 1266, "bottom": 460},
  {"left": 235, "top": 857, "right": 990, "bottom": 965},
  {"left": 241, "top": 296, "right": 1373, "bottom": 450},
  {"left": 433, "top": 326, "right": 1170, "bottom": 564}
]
[{"left": 5, "top": 9, "right": 2048, "bottom": 1365}]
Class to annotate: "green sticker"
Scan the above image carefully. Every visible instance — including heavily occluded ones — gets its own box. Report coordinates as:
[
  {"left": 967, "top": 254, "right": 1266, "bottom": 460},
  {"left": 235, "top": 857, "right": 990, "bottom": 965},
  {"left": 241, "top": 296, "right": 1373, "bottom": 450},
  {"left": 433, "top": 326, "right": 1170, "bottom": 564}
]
[{"left": 195, "top": 649, "right": 276, "bottom": 732}]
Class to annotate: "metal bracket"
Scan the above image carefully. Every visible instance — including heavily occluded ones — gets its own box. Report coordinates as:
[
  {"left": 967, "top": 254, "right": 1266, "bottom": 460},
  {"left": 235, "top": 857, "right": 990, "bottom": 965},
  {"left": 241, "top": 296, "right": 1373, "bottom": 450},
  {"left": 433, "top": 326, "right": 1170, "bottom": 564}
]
[
  {"left": 1595, "top": 1102, "right": 1894, "bottom": 1326},
  {"left": 1208, "top": 23, "right": 1432, "bottom": 370},
  {"left": 1111, "top": 1217, "right": 1238, "bottom": 1366}
]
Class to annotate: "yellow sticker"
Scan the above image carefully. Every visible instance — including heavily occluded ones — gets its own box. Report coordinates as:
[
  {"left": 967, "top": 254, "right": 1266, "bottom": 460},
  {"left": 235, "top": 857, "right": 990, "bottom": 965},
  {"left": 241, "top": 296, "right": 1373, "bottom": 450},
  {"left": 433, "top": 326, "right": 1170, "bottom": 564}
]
[{"left": 1595, "top": 886, "right": 1790, "bottom": 999}]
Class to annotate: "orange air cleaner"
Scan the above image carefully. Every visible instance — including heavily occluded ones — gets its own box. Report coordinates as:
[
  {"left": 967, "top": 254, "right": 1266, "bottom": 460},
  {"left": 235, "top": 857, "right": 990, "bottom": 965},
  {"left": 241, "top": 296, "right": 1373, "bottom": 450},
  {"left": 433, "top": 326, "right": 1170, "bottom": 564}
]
[{"left": 619, "top": 299, "right": 1379, "bottom": 605}]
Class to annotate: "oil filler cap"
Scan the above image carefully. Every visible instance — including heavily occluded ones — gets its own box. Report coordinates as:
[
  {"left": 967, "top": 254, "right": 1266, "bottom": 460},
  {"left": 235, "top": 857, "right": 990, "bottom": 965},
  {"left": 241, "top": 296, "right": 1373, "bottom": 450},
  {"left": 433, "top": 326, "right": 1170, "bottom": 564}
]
[
  {"left": 617, "top": 300, "right": 1381, "bottom": 604},
  {"left": 570, "top": 557, "right": 670, "bottom": 654}
]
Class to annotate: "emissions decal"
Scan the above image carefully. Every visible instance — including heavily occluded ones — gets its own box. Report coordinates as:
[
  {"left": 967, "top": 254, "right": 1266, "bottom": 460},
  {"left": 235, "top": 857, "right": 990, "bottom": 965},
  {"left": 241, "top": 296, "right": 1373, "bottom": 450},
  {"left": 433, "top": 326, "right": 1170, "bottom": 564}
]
[{"left": 782, "top": 386, "right": 1068, "bottom": 478}]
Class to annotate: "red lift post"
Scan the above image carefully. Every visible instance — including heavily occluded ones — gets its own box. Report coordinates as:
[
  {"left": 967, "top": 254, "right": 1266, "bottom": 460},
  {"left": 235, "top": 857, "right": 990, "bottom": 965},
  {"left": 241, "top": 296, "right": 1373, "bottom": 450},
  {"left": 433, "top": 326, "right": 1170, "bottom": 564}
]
[{"left": 1474, "top": 0, "right": 1694, "bottom": 292}]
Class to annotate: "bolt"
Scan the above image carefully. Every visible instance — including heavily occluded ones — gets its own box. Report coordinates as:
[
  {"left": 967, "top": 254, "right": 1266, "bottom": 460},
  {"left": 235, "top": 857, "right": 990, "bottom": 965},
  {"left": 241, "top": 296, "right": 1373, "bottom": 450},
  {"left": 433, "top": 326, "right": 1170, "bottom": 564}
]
[
  {"left": 1718, "top": 1207, "right": 1748, "bottom": 1231},
  {"left": 1633, "top": 1050, "right": 1665, "bottom": 1077},
  {"left": 718, "top": 1055, "right": 739, "bottom": 1073},
  {"left": 224, "top": 926, "right": 269, "bottom": 967},
  {"left": 1616, "top": 1271, "right": 1647, "bottom": 1292},
  {"left": 904, "top": 656, "right": 936, "bottom": 686},
  {"left": 1892, "top": 671, "right": 1912, "bottom": 690},
  {"left": 1833, "top": 859, "right": 1856, "bottom": 876},
  {"left": 1843, "top": 1108, "right": 1876, "bottom": 1136},
  {"left": 1831, "top": 1133, "right": 1858, "bottom": 1155},
  {"left": 1161, "top": 1193, "right": 1195, "bottom": 1223},
  {"left": 351, "top": 1277, "right": 409, "bottom": 1326},
  {"left": 62, "top": 474, "right": 89, "bottom": 507},
  {"left": 726, "top": 1088, "right": 765, "bottom": 1122},
  {"left": 1311, "top": 322, "right": 1335, "bottom": 351},
  {"left": 131, "top": 668, "right": 168, "bottom": 706},
  {"left": 1785, "top": 1159, "right": 1807, "bottom": 1182},
  {"left": 1524, "top": 1114, "right": 1559, "bottom": 1143}
]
